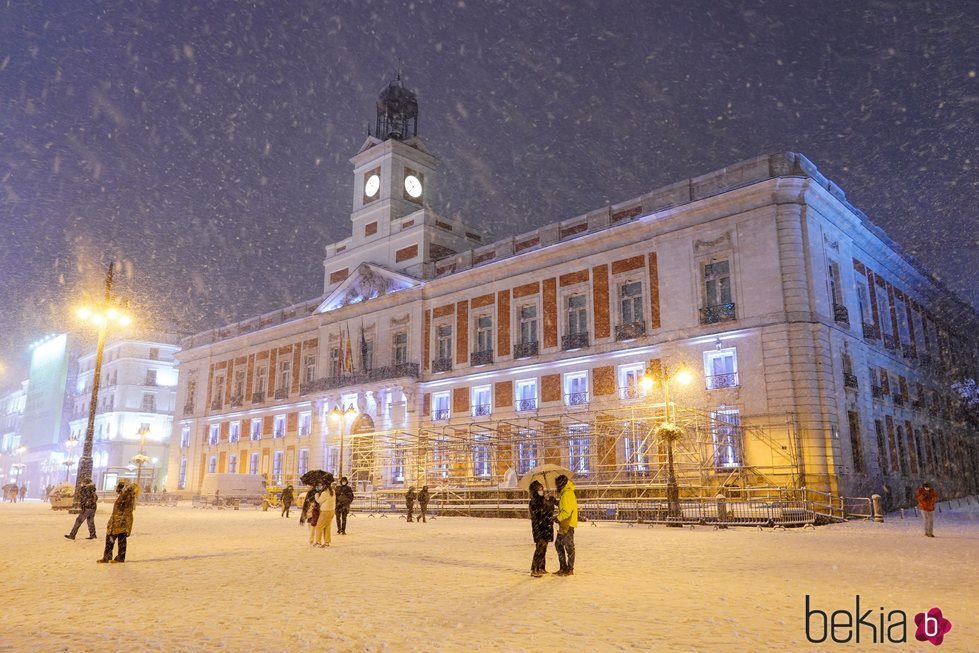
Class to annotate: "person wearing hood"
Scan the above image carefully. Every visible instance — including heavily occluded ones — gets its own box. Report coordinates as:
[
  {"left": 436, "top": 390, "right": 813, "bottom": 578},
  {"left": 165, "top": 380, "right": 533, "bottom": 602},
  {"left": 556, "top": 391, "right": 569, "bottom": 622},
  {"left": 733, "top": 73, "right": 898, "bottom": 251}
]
[
  {"left": 553, "top": 475, "right": 578, "bottom": 576},
  {"left": 280, "top": 485, "right": 295, "bottom": 518},
  {"left": 65, "top": 477, "right": 98, "bottom": 540},
  {"left": 335, "top": 477, "right": 354, "bottom": 535},
  {"left": 405, "top": 486, "right": 417, "bottom": 522},
  {"left": 99, "top": 478, "right": 136, "bottom": 563},
  {"left": 312, "top": 476, "right": 336, "bottom": 548},
  {"left": 915, "top": 481, "right": 939, "bottom": 537},
  {"left": 416, "top": 485, "right": 431, "bottom": 523},
  {"left": 528, "top": 480, "right": 555, "bottom": 577}
]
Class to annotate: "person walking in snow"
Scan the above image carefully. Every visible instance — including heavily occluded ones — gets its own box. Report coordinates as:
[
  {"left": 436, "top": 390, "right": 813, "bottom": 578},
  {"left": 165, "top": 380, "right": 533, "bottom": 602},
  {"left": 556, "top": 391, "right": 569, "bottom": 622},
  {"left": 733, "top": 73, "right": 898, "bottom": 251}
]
[
  {"left": 311, "top": 476, "right": 336, "bottom": 548},
  {"left": 18, "top": 484, "right": 27, "bottom": 501},
  {"left": 281, "top": 485, "right": 295, "bottom": 518},
  {"left": 528, "top": 480, "right": 555, "bottom": 577},
  {"left": 65, "top": 477, "right": 98, "bottom": 540},
  {"left": 99, "top": 478, "right": 136, "bottom": 563},
  {"left": 915, "top": 482, "right": 939, "bottom": 538},
  {"left": 405, "top": 486, "right": 417, "bottom": 522},
  {"left": 553, "top": 475, "right": 578, "bottom": 576},
  {"left": 416, "top": 485, "right": 431, "bottom": 523},
  {"left": 335, "top": 477, "right": 354, "bottom": 534}
]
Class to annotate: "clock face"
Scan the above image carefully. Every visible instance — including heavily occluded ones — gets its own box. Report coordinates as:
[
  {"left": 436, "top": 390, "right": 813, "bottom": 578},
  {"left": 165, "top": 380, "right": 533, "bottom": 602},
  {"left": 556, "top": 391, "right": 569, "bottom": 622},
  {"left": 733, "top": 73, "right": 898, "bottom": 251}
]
[
  {"left": 404, "top": 174, "right": 423, "bottom": 199},
  {"left": 364, "top": 173, "right": 380, "bottom": 198}
]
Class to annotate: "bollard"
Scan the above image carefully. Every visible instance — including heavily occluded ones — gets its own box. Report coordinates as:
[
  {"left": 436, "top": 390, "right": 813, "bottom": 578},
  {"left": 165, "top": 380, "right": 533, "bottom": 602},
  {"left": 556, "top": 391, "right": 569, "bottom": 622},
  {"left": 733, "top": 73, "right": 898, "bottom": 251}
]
[
  {"left": 715, "top": 493, "right": 729, "bottom": 529},
  {"left": 871, "top": 494, "right": 884, "bottom": 523},
  {"left": 900, "top": 508, "right": 905, "bottom": 520}
]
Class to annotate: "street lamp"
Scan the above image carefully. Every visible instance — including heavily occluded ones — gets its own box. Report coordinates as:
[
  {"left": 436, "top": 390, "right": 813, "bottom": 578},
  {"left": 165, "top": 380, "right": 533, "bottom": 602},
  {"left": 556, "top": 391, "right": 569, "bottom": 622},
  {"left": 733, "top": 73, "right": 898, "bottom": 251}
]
[
  {"left": 63, "top": 436, "right": 79, "bottom": 482},
  {"left": 71, "top": 262, "right": 132, "bottom": 513},
  {"left": 329, "top": 404, "right": 357, "bottom": 477},
  {"left": 641, "top": 364, "right": 692, "bottom": 526},
  {"left": 131, "top": 425, "right": 151, "bottom": 495}
]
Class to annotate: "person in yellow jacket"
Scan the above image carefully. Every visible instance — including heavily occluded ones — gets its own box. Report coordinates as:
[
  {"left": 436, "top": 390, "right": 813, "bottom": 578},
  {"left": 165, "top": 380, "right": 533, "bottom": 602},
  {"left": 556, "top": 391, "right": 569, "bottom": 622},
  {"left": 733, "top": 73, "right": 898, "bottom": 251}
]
[{"left": 553, "top": 475, "right": 577, "bottom": 576}]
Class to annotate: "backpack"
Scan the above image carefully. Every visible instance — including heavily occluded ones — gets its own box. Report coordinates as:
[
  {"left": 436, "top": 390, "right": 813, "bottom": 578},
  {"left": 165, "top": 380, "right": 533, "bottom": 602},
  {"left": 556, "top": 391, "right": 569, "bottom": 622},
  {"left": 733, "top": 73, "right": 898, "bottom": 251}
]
[{"left": 309, "top": 500, "right": 321, "bottom": 526}]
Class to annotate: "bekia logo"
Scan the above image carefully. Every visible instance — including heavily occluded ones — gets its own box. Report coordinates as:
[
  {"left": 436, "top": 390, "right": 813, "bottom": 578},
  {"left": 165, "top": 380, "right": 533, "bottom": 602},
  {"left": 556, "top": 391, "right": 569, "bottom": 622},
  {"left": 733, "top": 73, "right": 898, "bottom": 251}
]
[{"left": 805, "top": 595, "right": 953, "bottom": 646}]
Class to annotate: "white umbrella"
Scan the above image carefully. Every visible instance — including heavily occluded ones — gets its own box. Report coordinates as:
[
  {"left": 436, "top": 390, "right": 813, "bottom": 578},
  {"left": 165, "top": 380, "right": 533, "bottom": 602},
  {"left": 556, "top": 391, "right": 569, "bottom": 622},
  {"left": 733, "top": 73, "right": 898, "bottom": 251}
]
[{"left": 517, "top": 464, "right": 573, "bottom": 492}]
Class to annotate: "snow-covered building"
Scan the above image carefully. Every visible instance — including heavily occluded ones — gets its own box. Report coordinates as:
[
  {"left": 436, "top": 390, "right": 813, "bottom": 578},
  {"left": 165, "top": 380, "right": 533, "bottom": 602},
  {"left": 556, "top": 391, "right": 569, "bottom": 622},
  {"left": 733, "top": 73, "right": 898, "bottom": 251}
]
[{"left": 169, "top": 79, "right": 979, "bottom": 508}]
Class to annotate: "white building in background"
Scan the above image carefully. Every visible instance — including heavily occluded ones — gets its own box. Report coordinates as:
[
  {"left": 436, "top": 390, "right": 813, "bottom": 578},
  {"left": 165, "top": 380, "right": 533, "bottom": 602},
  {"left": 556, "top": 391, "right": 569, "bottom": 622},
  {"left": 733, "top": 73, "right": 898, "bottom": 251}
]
[
  {"left": 68, "top": 336, "right": 180, "bottom": 491},
  {"left": 0, "top": 381, "right": 29, "bottom": 486}
]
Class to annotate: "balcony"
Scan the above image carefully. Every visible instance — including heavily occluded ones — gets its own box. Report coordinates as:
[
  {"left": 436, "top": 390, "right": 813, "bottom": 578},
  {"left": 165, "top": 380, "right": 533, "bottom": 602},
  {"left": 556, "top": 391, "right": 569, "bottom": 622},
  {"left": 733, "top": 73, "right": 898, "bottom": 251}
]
[
  {"left": 274, "top": 388, "right": 288, "bottom": 400},
  {"left": 512, "top": 341, "right": 539, "bottom": 359},
  {"left": 515, "top": 398, "right": 538, "bottom": 412},
  {"left": 210, "top": 400, "right": 222, "bottom": 411},
  {"left": 843, "top": 373, "right": 858, "bottom": 389},
  {"left": 251, "top": 391, "right": 266, "bottom": 404},
  {"left": 432, "top": 357, "right": 453, "bottom": 373},
  {"left": 566, "top": 392, "right": 589, "bottom": 407},
  {"left": 699, "top": 303, "right": 736, "bottom": 325},
  {"left": 230, "top": 396, "right": 243, "bottom": 408},
  {"left": 432, "top": 408, "right": 450, "bottom": 421},
  {"left": 871, "top": 385, "right": 884, "bottom": 400},
  {"left": 618, "top": 386, "right": 644, "bottom": 401},
  {"left": 706, "top": 372, "right": 739, "bottom": 390},
  {"left": 300, "top": 364, "right": 422, "bottom": 393},
  {"left": 862, "top": 323, "right": 879, "bottom": 340},
  {"left": 833, "top": 303, "right": 849, "bottom": 326},
  {"left": 471, "top": 403, "right": 492, "bottom": 417},
  {"left": 561, "top": 332, "right": 589, "bottom": 351},
  {"left": 614, "top": 321, "right": 646, "bottom": 342},
  {"left": 470, "top": 349, "right": 493, "bottom": 367}
]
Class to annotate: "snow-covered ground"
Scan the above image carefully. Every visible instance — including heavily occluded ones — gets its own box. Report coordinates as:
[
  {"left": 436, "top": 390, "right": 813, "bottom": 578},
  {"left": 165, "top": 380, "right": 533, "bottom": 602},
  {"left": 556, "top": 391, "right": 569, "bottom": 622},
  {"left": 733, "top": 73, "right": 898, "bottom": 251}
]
[{"left": 1, "top": 498, "right": 977, "bottom": 652}]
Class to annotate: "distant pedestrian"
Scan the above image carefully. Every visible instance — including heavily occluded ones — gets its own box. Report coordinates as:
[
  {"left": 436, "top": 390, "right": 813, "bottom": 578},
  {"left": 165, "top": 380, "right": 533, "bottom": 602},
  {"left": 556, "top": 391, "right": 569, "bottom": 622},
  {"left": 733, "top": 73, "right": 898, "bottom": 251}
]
[
  {"left": 281, "top": 485, "right": 295, "bottom": 518},
  {"left": 915, "top": 482, "right": 939, "bottom": 538},
  {"left": 99, "top": 478, "right": 136, "bottom": 563},
  {"left": 528, "top": 480, "right": 555, "bottom": 577},
  {"left": 19, "top": 485, "right": 27, "bottom": 501},
  {"left": 312, "top": 476, "right": 336, "bottom": 548},
  {"left": 405, "top": 486, "right": 416, "bottom": 522},
  {"left": 65, "top": 477, "right": 98, "bottom": 540},
  {"left": 335, "top": 477, "right": 354, "bottom": 534},
  {"left": 416, "top": 486, "right": 431, "bottom": 523},
  {"left": 553, "top": 475, "right": 578, "bottom": 576}
]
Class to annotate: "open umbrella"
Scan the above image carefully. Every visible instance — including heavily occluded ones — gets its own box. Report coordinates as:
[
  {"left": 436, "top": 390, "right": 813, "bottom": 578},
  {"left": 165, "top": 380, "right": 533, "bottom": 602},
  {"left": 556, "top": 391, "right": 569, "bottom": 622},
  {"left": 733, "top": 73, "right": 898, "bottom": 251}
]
[
  {"left": 517, "top": 464, "right": 573, "bottom": 492},
  {"left": 300, "top": 470, "right": 333, "bottom": 487}
]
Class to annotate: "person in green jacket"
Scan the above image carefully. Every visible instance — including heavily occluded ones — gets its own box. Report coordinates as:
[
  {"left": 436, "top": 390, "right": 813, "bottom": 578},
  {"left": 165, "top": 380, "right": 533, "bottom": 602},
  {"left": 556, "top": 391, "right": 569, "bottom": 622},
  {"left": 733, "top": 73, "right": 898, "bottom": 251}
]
[{"left": 553, "top": 475, "right": 578, "bottom": 576}]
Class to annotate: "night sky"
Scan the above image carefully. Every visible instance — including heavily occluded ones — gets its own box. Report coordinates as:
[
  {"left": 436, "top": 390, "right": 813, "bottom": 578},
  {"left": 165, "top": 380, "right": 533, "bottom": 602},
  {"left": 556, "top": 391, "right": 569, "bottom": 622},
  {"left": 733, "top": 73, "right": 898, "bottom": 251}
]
[{"left": 1, "top": 0, "right": 976, "bottom": 382}]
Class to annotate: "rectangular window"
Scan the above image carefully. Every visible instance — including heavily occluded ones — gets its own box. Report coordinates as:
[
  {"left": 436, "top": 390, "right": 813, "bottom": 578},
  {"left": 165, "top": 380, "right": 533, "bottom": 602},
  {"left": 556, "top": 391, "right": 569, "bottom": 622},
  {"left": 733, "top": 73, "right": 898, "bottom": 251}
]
[
  {"left": 208, "top": 424, "right": 220, "bottom": 445},
  {"left": 847, "top": 411, "right": 864, "bottom": 473},
  {"left": 515, "top": 379, "right": 538, "bottom": 411},
  {"left": 330, "top": 347, "right": 341, "bottom": 377},
  {"left": 208, "top": 456, "right": 217, "bottom": 473},
  {"left": 564, "top": 372, "right": 589, "bottom": 406},
  {"left": 519, "top": 305, "right": 538, "bottom": 345},
  {"left": 233, "top": 369, "right": 245, "bottom": 400},
  {"left": 303, "top": 355, "right": 316, "bottom": 385},
  {"left": 619, "top": 280, "right": 643, "bottom": 324},
  {"left": 471, "top": 385, "right": 492, "bottom": 417},
  {"left": 568, "top": 424, "right": 590, "bottom": 474},
  {"left": 180, "top": 425, "right": 190, "bottom": 448},
  {"left": 272, "top": 451, "right": 283, "bottom": 484},
  {"left": 393, "top": 332, "right": 408, "bottom": 365},
  {"left": 896, "top": 426, "right": 909, "bottom": 475},
  {"left": 623, "top": 421, "right": 648, "bottom": 472},
  {"left": 566, "top": 293, "right": 588, "bottom": 335},
  {"left": 278, "top": 361, "right": 291, "bottom": 395},
  {"left": 618, "top": 363, "right": 646, "bottom": 400},
  {"left": 273, "top": 415, "right": 285, "bottom": 438},
  {"left": 298, "top": 448, "right": 309, "bottom": 478},
  {"left": 703, "top": 260, "right": 732, "bottom": 306},
  {"left": 249, "top": 452, "right": 259, "bottom": 475},
  {"left": 874, "top": 420, "right": 888, "bottom": 476},
  {"left": 437, "top": 325, "right": 453, "bottom": 361},
  {"left": 229, "top": 421, "right": 240, "bottom": 444},
  {"left": 213, "top": 376, "right": 225, "bottom": 405},
  {"left": 392, "top": 445, "right": 406, "bottom": 483},
  {"left": 255, "top": 366, "right": 268, "bottom": 394},
  {"left": 432, "top": 392, "right": 450, "bottom": 421},
  {"left": 475, "top": 314, "right": 493, "bottom": 352},
  {"left": 178, "top": 458, "right": 187, "bottom": 489},
  {"left": 856, "top": 280, "right": 872, "bottom": 327},
  {"left": 711, "top": 409, "right": 742, "bottom": 467},
  {"left": 473, "top": 434, "right": 491, "bottom": 477},
  {"left": 228, "top": 455, "right": 237, "bottom": 474},
  {"left": 895, "top": 298, "right": 910, "bottom": 346},
  {"left": 828, "top": 261, "right": 843, "bottom": 306},
  {"left": 875, "top": 284, "right": 894, "bottom": 337},
  {"left": 299, "top": 411, "right": 311, "bottom": 437},
  {"left": 149, "top": 347, "right": 160, "bottom": 360},
  {"left": 704, "top": 348, "right": 739, "bottom": 390},
  {"left": 516, "top": 428, "right": 539, "bottom": 474},
  {"left": 250, "top": 418, "right": 262, "bottom": 441},
  {"left": 141, "top": 393, "right": 155, "bottom": 412},
  {"left": 145, "top": 369, "right": 158, "bottom": 386}
]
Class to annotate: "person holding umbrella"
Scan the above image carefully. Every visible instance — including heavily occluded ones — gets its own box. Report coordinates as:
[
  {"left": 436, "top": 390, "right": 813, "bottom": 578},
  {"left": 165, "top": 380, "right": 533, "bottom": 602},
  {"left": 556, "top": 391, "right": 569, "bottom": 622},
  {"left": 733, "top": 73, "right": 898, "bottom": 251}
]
[{"left": 528, "top": 480, "right": 555, "bottom": 577}]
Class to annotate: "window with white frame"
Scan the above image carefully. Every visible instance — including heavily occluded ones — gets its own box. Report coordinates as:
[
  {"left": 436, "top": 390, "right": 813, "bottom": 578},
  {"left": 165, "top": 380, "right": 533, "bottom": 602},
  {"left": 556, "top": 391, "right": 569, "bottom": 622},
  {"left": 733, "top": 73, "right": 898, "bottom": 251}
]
[
  {"left": 233, "top": 369, "right": 245, "bottom": 400},
  {"left": 475, "top": 314, "right": 493, "bottom": 353},
  {"left": 208, "top": 424, "right": 220, "bottom": 445},
  {"left": 516, "top": 428, "right": 539, "bottom": 474},
  {"left": 329, "top": 346, "right": 341, "bottom": 377},
  {"left": 180, "top": 425, "right": 190, "bottom": 449},
  {"left": 704, "top": 348, "right": 739, "bottom": 390},
  {"left": 618, "top": 280, "right": 644, "bottom": 325},
  {"left": 146, "top": 369, "right": 158, "bottom": 386},
  {"left": 622, "top": 421, "right": 649, "bottom": 472},
  {"left": 618, "top": 363, "right": 646, "bottom": 400},
  {"left": 855, "top": 278, "right": 872, "bottom": 327},
  {"left": 149, "top": 347, "right": 160, "bottom": 360},
  {"left": 255, "top": 366, "right": 268, "bottom": 394},
  {"left": 228, "top": 454, "right": 237, "bottom": 474},
  {"left": 278, "top": 360, "right": 291, "bottom": 395},
  {"left": 895, "top": 297, "right": 910, "bottom": 346},
  {"left": 711, "top": 408, "right": 742, "bottom": 467},
  {"left": 208, "top": 456, "right": 217, "bottom": 473},
  {"left": 703, "top": 259, "right": 733, "bottom": 307},
  {"left": 229, "top": 421, "right": 240, "bottom": 443},
  {"left": 393, "top": 331, "right": 408, "bottom": 365},
  {"left": 299, "top": 411, "right": 311, "bottom": 437},
  {"left": 250, "top": 418, "right": 262, "bottom": 441},
  {"left": 298, "top": 448, "right": 309, "bottom": 477},
  {"left": 518, "top": 304, "right": 538, "bottom": 344},
  {"left": 432, "top": 392, "right": 450, "bottom": 421},
  {"left": 213, "top": 376, "right": 225, "bottom": 405},
  {"left": 875, "top": 284, "right": 894, "bottom": 337},
  {"left": 471, "top": 385, "right": 492, "bottom": 417},
  {"left": 515, "top": 379, "right": 538, "bottom": 411},
  {"left": 392, "top": 445, "right": 406, "bottom": 483},
  {"left": 828, "top": 261, "right": 843, "bottom": 307},
  {"left": 566, "top": 293, "right": 588, "bottom": 335},
  {"left": 303, "top": 355, "right": 316, "bottom": 385},
  {"left": 178, "top": 458, "right": 187, "bottom": 489},
  {"left": 141, "top": 392, "right": 155, "bottom": 412},
  {"left": 272, "top": 451, "right": 283, "bottom": 484},
  {"left": 436, "top": 324, "right": 453, "bottom": 361},
  {"left": 473, "top": 433, "right": 491, "bottom": 477},
  {"left": 249, "top": 452, "right": 259, "bottom": 475},
  {"left": 568, "top": 424, "right": 590, "bottom": 474},
  {"left": 273, "top": 415, "right": 285, "bottom": 438},
  {"left": 564, "top": 372, "right": 589, "bottom": 406}
]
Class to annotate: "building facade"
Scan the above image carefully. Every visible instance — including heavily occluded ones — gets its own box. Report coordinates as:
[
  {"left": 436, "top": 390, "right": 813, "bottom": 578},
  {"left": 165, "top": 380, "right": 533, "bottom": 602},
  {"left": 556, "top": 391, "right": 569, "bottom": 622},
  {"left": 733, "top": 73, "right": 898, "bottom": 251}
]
[{"left": 169, "top": 80, "right": 979, "bottom": 508}]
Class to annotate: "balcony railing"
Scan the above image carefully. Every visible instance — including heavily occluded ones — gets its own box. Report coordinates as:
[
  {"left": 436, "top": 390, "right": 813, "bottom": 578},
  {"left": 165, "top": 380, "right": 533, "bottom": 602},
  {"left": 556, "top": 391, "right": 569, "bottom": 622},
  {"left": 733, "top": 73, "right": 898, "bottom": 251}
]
[
  {"left": 871, "top": 385, "right": 884, "bottom": 400},
  {"left": 210, "top": 400, "right": 222, "bottom": 411},
  {"left": 513, "top": 341, "right": 539, "bottom": 359},
  {"left": 432, "top": 357, "right": 453, "bottom": 373},
  {"left": 274, "top": 388, "right": 288, "bottom": 400},
  {"left": 614, "top": 321, "right": 646, "bottom": 341},
  {"left": 515, "top": 398, "right": 538, "bottom": 411},
  {"left": 882, "top": 333, "right": 898, "bottom": 350},
  {"left": 843, "top": 373, "right": 858, "bottom": 389},
  {"left": 833, "top": 303, "right": 849, "bottom": 326},
  {"left": 251, "top": 391, "right": 266, "bottom": 404},
  {"left": 301, "top": 364, "right": 421, "bottom": 393},
  {"left": 562, "top": 332, "right": 589, "bottom": 351},
  {"left": 699, "top": 303, "right": 736, "bottom": 325},
  {"left": 470, "top": 349, "right": 494, "bottom": 367},
  {"left": 432, "top": 408, "right": 450, "bottom": 421},
  {"left": 471, "top": 403, "right": 492, "bottom": 417},
  {"left": 862, "top": 323, "right": 878, "bottom": 340},
  {"left": 706, "top": 372, "right": 739, "bottom": 390},
  {"left": 230, "top": 396, "right": 243, "bottom": 408},
  {"left": 892, "top": 394, "right": 906, "bottom": 407},
  {"left": 618, "top": 386, "right": 644, "bottom": 401},
  {"left": 565, "top": 392, "right": 589, "bottom": 406}
]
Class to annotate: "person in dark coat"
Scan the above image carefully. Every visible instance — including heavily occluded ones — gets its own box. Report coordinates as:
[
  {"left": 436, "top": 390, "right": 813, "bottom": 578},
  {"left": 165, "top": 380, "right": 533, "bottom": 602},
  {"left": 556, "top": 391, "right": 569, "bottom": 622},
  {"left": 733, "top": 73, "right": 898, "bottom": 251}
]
[
  {"left": 405, "top": 486, "right": 417, "bottom": 522},
  {"left": 416, "top": 485, "right": 431, "bottom": 523},
  {"left": 335, "top": 477, "right": 354, "bottom": 534},
  {"left": 65, "top": 477, "right": 99, "bottom": 540},
  {"left": 99, "top": 478, "right": 136, "bottom": 563},
  {"left": 19, "top": 485, "right": 27, "bottom": 501},
  {"left": 528, "top": 480, "right": 555, "bottom": 577},
  {"left": 299, "top": 490, "right": 315, "bottom": 526},
  {"left": 281, "top": 485, "right": 295, "bottom": 518}
]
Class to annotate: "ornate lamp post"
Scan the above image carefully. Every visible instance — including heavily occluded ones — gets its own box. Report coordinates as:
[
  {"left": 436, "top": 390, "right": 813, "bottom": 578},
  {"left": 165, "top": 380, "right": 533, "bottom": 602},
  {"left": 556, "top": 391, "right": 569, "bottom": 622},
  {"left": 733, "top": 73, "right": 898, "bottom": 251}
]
[
  {"left": 641, "top": 364, "right": 692, "bottom": 526},
  {"left": 329, "top": 404, "right": 357, "bottom": 477},
  {"left": 63, "top": 436, "right": 79, "bottom": 482},
  {"left": 71, "top": 263, "right": 132, "bottom": 513},
  {"left": 132, "top": 425, "right": 151, "bottom": 495}
]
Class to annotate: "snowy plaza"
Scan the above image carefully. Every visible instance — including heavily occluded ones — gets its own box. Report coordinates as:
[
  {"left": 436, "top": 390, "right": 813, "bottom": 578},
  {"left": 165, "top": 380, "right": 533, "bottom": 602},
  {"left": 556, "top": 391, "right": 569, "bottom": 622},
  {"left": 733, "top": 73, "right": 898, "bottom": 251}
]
[{"left": 1, "top": 500, "right": 977, "bottom": 652}]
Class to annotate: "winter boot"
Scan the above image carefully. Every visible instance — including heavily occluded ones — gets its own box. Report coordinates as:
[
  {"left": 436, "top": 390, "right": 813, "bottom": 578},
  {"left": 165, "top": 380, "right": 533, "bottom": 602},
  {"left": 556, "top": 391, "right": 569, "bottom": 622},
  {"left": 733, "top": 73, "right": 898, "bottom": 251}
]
[{"left": 64, "top": 534, "right": 75, "bottom": 540}]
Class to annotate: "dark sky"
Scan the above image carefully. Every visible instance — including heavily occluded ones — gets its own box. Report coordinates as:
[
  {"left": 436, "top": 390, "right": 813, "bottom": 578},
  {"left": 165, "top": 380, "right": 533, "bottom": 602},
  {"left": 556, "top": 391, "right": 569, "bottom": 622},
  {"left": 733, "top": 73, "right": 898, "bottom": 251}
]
[{"left": 1, "top": 0, "right": 976, "bottom": 383}]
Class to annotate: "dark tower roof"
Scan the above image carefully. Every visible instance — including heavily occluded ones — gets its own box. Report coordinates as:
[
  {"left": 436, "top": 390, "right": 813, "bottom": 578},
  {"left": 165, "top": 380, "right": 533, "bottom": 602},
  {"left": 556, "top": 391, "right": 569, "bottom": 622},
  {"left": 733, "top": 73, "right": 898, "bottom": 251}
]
[{"left": 375, "top": 75, "right": 418, "bottom": 141}]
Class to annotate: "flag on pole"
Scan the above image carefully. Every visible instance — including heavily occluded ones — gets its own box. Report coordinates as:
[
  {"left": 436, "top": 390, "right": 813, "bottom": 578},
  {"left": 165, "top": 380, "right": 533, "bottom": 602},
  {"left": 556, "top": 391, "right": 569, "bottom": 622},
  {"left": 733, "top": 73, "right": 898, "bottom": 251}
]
[
  {"left": 344, "top": 325, "right": 354, "bottom": 374},
  {"left": 360, "top": 322, "right": 369, "bottom": 372}
]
